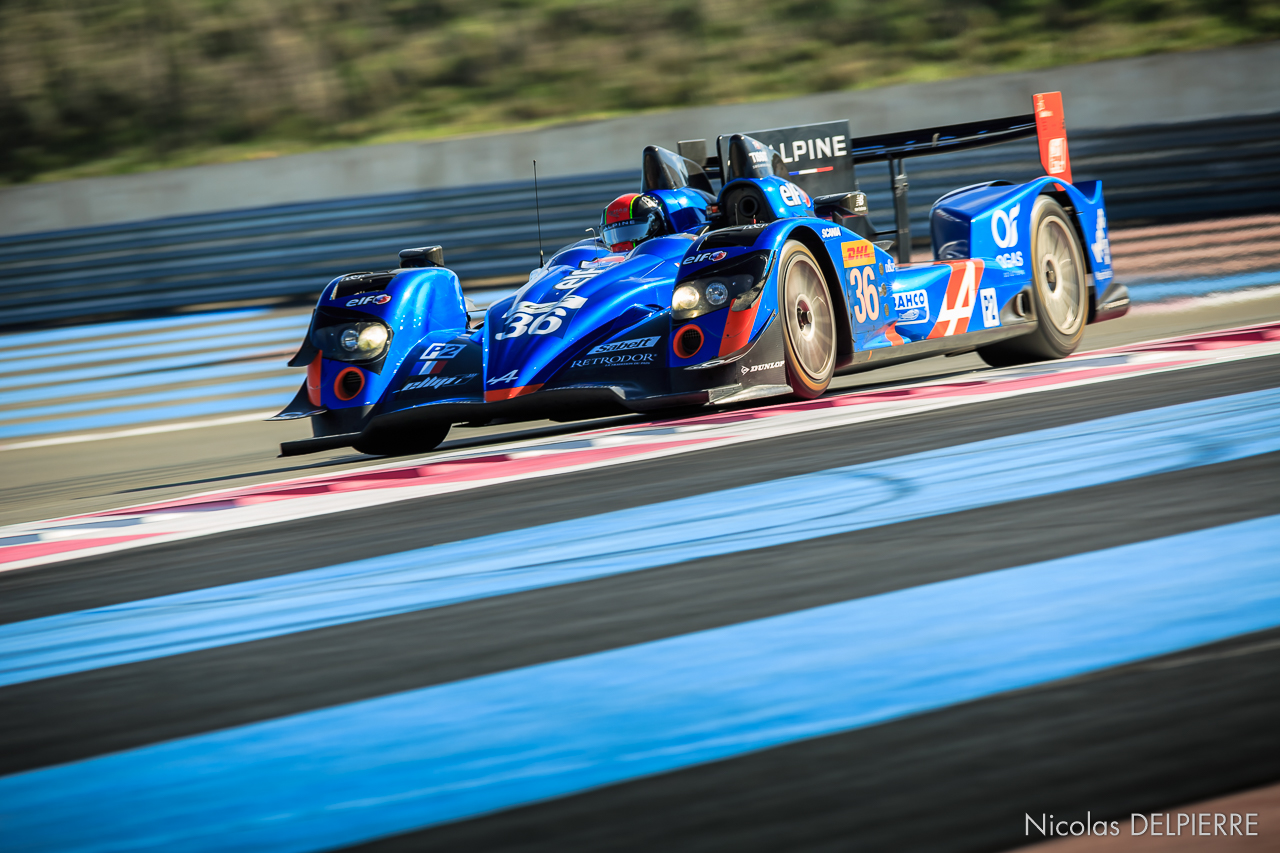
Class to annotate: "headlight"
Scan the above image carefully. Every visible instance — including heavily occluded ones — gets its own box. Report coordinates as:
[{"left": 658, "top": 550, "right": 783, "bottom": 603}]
[
  {"left": 313, "top": 320, "right": 391, "bottom": 362},
  {"left": 673, "top": 285, "right": 701, "bottom": 311},
  {"left": 672, "top": 274, "right": 760, "bottom": 320},
  {"left": 355, "top": 324, "right": 388, "bottom": 354}
]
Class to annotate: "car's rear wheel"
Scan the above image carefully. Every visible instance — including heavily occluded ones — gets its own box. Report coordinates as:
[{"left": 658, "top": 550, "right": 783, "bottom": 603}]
[
  {"left": 978, "top": 196, "right": 1087, "bottom": 367},
  {"left": 779, "top": 240, "right": 836, "bottom": 398},
  {"left": 353, "top": 421, "right": 450, "bottom": 456}
]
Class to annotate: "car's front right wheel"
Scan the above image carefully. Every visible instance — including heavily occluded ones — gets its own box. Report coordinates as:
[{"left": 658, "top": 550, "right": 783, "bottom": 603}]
[{"left": 778, "top": 240, "right": 836, "bottom": 399}]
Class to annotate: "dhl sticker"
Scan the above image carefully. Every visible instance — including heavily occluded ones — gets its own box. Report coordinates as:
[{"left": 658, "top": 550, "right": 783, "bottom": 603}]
[{"left": 841, "top": 241, "right": 875, "bottom": 268}]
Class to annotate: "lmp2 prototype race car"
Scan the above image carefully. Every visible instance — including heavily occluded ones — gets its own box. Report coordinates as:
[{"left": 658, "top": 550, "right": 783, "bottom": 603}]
[{"left": 273, "top": 91, "right": 1129, "bottom": 456}]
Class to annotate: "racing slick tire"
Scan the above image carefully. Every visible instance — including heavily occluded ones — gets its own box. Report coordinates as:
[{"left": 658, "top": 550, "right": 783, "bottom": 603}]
[
  {"left": 978, "top": 196, "right": 1088, "bottom": 367},
  {"left": 353, "top": 421, "right": 450, "bottom": 456},
  {"left": 779, "top": 240, "right": 837, "bottom": 398}
]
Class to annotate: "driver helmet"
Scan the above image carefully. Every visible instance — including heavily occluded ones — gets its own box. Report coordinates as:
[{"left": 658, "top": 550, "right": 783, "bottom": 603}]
[{"left": 600, "top": 193, "right": 669, "bottom": 253}]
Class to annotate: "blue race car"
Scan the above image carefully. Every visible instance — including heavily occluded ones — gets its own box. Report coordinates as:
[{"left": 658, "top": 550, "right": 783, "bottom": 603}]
[{"left": 273, "top": 91, "right": 1129, "bottom": 456}]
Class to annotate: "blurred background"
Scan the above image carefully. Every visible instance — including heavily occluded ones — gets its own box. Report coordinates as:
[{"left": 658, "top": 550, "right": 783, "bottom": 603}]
[{"left": 3, "top": 0, "right": 1275, "bottom": 185}]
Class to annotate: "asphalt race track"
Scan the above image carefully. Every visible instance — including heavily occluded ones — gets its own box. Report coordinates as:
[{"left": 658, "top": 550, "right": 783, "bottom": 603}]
[{"left": 1, "top": 291, "right": 1278, "bottom": 852}]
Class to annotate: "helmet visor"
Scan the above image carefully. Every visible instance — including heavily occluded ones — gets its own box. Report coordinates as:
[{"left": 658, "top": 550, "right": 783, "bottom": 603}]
[{"left": 601, "top": 218, "right": 651, "bottom": 251}]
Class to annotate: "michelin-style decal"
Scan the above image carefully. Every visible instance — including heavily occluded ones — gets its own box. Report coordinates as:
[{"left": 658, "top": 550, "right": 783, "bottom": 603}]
[{"left": 893, "top": 290, "right": 929, "bottom": 324}]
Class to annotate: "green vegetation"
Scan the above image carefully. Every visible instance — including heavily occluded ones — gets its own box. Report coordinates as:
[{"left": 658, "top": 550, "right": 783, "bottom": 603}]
[{"left": 2, "top": 0, "right": 1276, "bottom": 184}]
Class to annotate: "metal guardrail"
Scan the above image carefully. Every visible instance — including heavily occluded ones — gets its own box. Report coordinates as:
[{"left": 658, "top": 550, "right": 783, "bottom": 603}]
[{"left": 1, "top": 111, "right": 1277, "bottom": 327}]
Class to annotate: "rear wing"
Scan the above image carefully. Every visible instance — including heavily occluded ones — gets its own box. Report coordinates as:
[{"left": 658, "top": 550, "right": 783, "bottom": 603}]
[
  {"left": 678, "top": 92, "right": 1072, "bottom": 263},
  {"left": 845, "top": 91, "right": 1072, "bottom": 262}
]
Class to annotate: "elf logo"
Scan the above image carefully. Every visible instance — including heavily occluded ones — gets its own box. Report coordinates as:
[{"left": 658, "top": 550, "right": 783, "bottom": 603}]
[
  {"left": 347, "top": 293, "right": 392, "bottom": 307},
  {"left": 683, "top": 250, "right": 728, "bottom": 265}
]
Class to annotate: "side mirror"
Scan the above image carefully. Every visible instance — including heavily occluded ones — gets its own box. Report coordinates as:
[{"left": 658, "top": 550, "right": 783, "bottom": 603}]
[{"left": 399, "top": 245, "right": 444, "bottom": 268}]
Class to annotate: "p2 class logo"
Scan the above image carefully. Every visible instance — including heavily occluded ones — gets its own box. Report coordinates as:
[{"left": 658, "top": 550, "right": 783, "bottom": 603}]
[
  {"left": 991, "top": 203, "right": 1021, "bottom": 250},
  {"left": 419, "top": 342, "right": 466, "bottom": 360},
  {"left": 346, "top": 293, "right": 392, "bottom": 308}
]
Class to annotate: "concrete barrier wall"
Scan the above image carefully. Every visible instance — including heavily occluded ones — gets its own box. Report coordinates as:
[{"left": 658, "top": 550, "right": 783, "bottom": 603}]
[{"left": 3, "top": 42, "right": 1278, "bottom": 237}]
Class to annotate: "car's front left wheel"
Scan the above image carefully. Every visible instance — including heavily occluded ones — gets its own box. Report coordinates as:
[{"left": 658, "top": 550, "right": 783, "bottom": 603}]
[{"left": 778, "top": 240, "right": 836, "bottom": 399}]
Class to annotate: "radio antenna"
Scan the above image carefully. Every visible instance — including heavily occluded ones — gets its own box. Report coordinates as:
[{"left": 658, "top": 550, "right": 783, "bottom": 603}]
[{"left": 533, "top": 160, "right": 545, "bottom": 268}]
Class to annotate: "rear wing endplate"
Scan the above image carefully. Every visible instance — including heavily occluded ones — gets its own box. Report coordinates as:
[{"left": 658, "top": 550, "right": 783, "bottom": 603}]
[{"left": 849, "top": 92, "right": 1072, "bottom": 262}]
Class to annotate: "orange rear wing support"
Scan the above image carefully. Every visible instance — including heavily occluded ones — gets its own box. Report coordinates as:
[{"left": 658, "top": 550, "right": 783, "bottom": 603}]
[{"left": 1034, "top": 91, "right": 1072, "bottom": 184}]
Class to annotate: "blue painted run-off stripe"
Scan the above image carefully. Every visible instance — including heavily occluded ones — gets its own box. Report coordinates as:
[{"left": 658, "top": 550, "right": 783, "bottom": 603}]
[
  {"left": 1, "top": 515, "right": 1277, "bottom": 853},
  {"left": 0, "top": 375, "right": 299, "bottom": 425},
  {"left": 0, "top": 393, "right": 292, "bottom": 440},
  {"left": 2, "top": 386, "right": 1278, "bottom": 688},
  {"left": 0, "top": 314, "right": 308, "bottom": 371},
  {"left": 1128, "top": 269, "right": 1280, "bottom": 302},
  {"left": 0, "top": 343, "right": 296, "bottom": 393},
  {"left": 0, "top": 308, "right": 269, "bottom": 349},
  {"left": 0, "top": 360, "right": 289, "bottom": 407}
]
